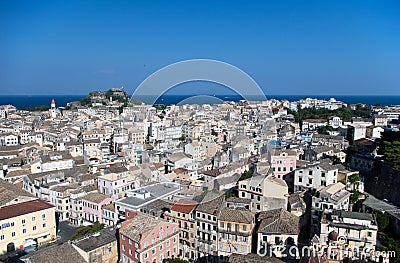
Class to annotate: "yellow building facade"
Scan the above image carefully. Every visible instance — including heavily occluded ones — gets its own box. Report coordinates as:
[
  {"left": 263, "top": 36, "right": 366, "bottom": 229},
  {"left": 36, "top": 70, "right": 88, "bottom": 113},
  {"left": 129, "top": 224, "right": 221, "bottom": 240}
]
[{"left": 0, "top": 199, "right": 57, "bottom": 254}]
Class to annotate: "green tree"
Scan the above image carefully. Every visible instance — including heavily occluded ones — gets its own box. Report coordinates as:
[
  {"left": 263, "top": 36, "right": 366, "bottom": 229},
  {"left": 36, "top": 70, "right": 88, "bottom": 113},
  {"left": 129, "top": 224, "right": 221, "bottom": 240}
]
[
  {"left": 225, "top": 191, "right": 237, "bottom": 199},
  {"left": 377, "top": 132, "right": 400, "bottom": 171},
  {"left": 376, "top": 211, "right": 390, "bottom": 231},
  {"left": 154, "top": 104, "right": 167, "bottom": 110},
  {"left": 287, "top": 104, "right": 368, "bottom": 123},
  {"left": 348, "top": 173, "right": 360, "bottom": 184},
  {"left": 24, "top": 105, "right": 50, "bottom": 111},
  {"left": 317, "top": 125, "right": 334, "bottom": 135},
  {"left": 352, "top": 104, "right": 372, "bottom": 118},
  {"left": 179, "top": 134, "right": 186, "bottom": 142},
  {"left": 239, "top": 170, "right": 252, "bottom": 181},
  {"left": 71, "top": 221, "right": 105, "bottom": 240},
  {"left": 350, "top": 190, "right": 363, "bottom": 204},
  {"left": 377, "top": 232, "right": 400, "bottom": 262},
  {"left": 79, "top": 96, "right": 91, "bottom": 106},
  {"left": 347, "top": 144, "right": 362, "bottom": 152}
]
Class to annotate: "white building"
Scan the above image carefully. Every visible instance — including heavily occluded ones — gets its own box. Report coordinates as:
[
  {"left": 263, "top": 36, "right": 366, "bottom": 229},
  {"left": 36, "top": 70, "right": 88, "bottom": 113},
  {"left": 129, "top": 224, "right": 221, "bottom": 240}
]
[
  {"left": 238, "top": 174, "right": 288, "bottom": 212},
  {"left": 328, "top": 116, "right": 343, "bottom": 128},
  {"left": 311, "top": 182, "right": 351, "bottom": 212},
  {"left": 0, "top": 133, "right": 19, "bottom": 146},
  {"left": 294, "top": 162, "right": 339, "bottom": 192}
]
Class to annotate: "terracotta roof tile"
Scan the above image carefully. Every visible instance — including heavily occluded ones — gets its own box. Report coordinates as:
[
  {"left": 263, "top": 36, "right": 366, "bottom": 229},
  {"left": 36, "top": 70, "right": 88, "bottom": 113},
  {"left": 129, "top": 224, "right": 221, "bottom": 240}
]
[
  {"left": 0, "top": 199, "right": 54, "bottom": 221},
  {"left": 171, "top": 199, "right": 198, "bottom": 213}
]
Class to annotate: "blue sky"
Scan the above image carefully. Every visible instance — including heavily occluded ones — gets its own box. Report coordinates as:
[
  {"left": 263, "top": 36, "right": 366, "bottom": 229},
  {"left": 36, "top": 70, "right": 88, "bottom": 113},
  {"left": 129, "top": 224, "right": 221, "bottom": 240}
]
[{"left": 0, "top": 0, "right": 399, "bottom": 95}]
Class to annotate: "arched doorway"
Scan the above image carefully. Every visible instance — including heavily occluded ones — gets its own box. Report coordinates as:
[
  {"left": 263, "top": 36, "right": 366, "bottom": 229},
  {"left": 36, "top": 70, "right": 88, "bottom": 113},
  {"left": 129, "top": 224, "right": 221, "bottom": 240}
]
[{"left": 7, "top": 242, "right": 15, "bottom": 253}]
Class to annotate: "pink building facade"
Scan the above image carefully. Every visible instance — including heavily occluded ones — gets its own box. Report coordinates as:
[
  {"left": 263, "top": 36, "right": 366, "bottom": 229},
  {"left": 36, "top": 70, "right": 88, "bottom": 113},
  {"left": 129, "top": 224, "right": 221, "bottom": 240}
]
[
  {"left": 98, "top": 174, "right": 141, "bottom": 200},
  {"left": 120, "top": 211, "right": 180, "bottom": 263},
  {"left": 268, "top": 150, "right": 297, "bottom": 179},
  {"left": 81, "top": 193, "right": 113, "bottom": 224}
]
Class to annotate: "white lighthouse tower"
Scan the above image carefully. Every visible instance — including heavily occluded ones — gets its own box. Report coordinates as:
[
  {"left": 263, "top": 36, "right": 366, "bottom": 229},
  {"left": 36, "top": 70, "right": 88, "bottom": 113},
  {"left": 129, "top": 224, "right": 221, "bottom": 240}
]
[{"left": 50, "top": 99, "right": 57, "bottom": 118}]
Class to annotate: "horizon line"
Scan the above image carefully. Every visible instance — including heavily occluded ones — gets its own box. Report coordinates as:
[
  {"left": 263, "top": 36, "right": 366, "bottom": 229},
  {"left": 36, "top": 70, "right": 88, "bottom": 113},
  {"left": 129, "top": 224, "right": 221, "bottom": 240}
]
[{"left": 0, "top": 93, "right": 399, "bottom": 97}]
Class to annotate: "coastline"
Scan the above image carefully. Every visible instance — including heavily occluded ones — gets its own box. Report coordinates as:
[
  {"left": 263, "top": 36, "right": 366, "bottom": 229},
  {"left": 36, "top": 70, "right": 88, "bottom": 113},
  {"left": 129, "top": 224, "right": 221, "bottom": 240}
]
[{"left": 0, "top": 94, "right": 399, "bottom": 109}]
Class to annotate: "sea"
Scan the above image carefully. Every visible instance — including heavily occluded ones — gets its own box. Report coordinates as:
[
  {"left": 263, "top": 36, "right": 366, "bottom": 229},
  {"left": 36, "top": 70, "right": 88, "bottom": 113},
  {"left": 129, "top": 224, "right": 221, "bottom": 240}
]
[{"left": 0, "top": 94, "right": 399, "bottom": 110}]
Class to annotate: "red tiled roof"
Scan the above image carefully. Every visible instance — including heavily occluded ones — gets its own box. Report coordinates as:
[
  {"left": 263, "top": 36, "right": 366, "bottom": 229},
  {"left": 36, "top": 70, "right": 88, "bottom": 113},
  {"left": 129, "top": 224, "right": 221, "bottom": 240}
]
[
  {"left": 171, "top": 199, "right": 198, "bottom": 214},
  {"left": 0, "top": 199, "right": 54, "bottom": 221}
]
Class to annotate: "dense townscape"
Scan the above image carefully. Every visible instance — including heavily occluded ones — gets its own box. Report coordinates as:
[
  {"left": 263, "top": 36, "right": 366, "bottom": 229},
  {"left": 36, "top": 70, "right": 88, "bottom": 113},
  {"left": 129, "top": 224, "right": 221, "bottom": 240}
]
[{"left": 1, "top": 88, "right": 400, "bottom": 263}]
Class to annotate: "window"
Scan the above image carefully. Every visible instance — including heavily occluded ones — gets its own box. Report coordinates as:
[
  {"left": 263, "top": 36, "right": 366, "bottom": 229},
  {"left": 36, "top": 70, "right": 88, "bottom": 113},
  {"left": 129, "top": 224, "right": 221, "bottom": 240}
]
[
  {"left": 298, "top": 177, "right": 302, "bottom": 183},
  {"left": 160, "top": 244, "right": 163, "bottom": 251},
  {"left": 23, "top": 229, "right": 26, "bottom": 234},
  {"left": 10, "top": 222, "right": 14, "bottom": 227},
  {"left": 367, "top": 232, "right": 372, "bottom": 237},
  {"left": 12, "top": 232, "right": 16, "bottom": 237},
  {"left": 22, "top": 219, "right": 26, "bottom": 225},
  {"left": 43, "top": 223, "right": 46, "bottom": 228},
  {"left": 32, "top": 216, "right": 36, "bottom": 221},
  {"left": 0, "top": 235, "right": 4, "bottom": 240},
  {"left": 33, "top": 226, "right": 37, "bottom": 231},
  {"left": 309, "top": 171, "right": 313, "bottom": 175},
  {"left": 122, "top": 245, "right": 125, "bottom": 251},
  {"left": 220, "top": 222, "right": 224, "bottom": 228},
  {"left": 144, "top": 253, "right": 148, "bottom": 259},
  {"left": 129, "top": 249, "right": 132, "bottom": 255},
  {"left": 152, "top": 249, "right": 156, "bottom": 255},
  {"left": 243, "top": 225, "right": 247, "bottom": 231},
  {"left": 129, "top": 239, "right": 132, "bottom": 245}
]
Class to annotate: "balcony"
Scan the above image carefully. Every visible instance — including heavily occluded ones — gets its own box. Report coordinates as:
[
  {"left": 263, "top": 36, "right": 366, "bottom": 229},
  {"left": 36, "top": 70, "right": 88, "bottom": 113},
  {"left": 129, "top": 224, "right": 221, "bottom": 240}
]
[{"left": 218, "top": 228, "right": 252, "bottom": 236}]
